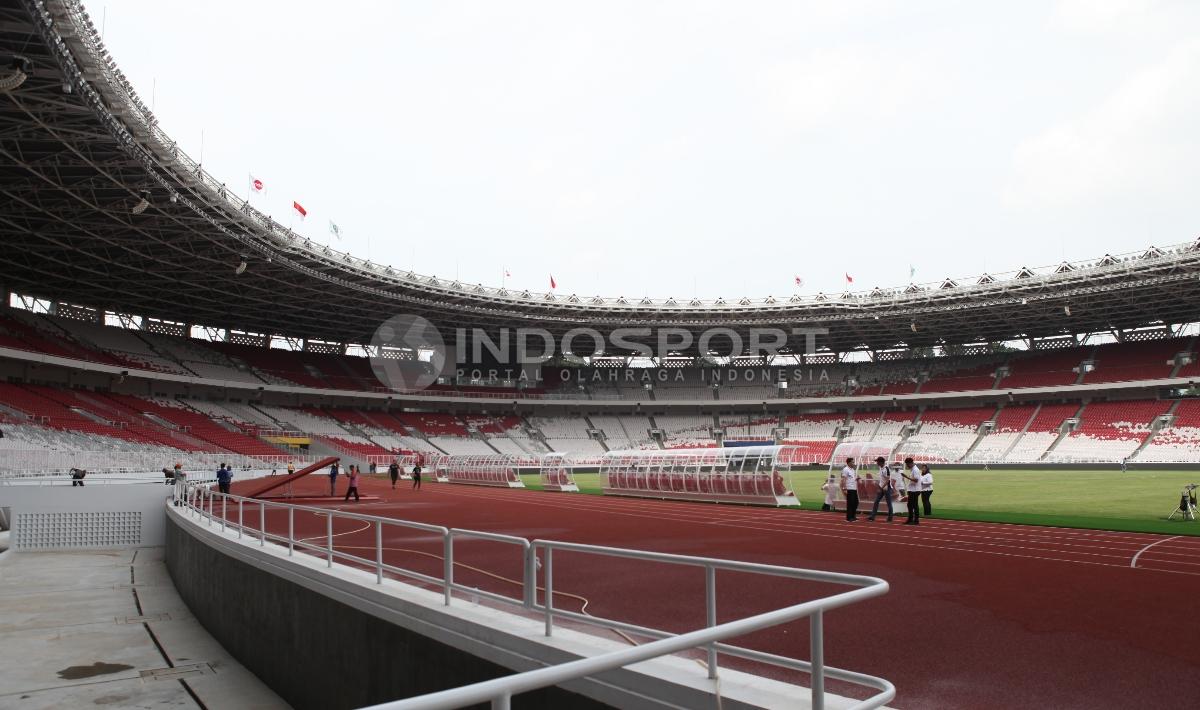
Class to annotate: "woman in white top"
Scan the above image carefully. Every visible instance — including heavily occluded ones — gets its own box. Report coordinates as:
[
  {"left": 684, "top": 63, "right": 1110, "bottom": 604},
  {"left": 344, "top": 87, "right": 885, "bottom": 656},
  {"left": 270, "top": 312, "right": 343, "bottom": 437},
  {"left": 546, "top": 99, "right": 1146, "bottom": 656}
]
[
  {"left": 840, "top": 457, "right": 860, "bottom": 522},
  {"left": 900, "top": 457, "right": 922, "bottom": 525},
  {"left": 820, "top": 473, "right": 837, "bottom": 511},
  {"left": 919, "top": 464, "right": 934, "bottom": 516}
]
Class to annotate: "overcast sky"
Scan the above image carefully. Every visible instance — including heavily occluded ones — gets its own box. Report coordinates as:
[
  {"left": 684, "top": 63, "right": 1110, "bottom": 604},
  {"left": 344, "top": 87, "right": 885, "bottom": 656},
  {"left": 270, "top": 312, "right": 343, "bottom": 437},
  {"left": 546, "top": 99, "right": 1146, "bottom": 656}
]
[{"left": 96, "top": 0, "right": 1199, "bottom": 299}]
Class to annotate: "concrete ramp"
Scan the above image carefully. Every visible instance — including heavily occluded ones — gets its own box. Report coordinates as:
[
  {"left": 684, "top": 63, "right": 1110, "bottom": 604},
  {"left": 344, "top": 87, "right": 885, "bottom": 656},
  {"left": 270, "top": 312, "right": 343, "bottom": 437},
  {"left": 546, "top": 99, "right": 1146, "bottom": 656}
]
[{"left": 240, "top": 457, "right": 338, "bottom": 499}]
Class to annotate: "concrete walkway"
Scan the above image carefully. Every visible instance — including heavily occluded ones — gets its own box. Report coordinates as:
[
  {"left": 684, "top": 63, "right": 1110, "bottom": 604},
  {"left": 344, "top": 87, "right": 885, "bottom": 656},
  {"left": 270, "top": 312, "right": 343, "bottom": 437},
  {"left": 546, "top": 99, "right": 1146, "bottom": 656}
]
[{"left": 0, "top": 546, "right": 287, "bottom": 709}]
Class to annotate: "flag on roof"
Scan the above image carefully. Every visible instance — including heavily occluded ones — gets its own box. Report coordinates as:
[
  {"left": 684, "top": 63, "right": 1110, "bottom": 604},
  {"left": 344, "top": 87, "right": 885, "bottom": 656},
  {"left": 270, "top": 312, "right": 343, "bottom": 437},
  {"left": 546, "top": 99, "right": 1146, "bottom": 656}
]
[
  {"left": 794, "top": 275, "right": 804, "bottom": 287},
  {"left": 909, "top": 264, "right": 916, "bottom": 279},
  {"left": 550, "top": 274, "right": 557, "bottom": 289},
  {"left": 505, "top": 269, "right": 511, "bottom": 277},
  {"left": 293, "top": 201, "right": 307, "bottom": 219},
  {"left": 329, "top": 220, "right": 342, "bottom": 240},
  {"left": 249, "top": 174, "right": 264, "bottom": 194},
  {"left": 845, "top": 272, "right": 854, "bottom": 284}
]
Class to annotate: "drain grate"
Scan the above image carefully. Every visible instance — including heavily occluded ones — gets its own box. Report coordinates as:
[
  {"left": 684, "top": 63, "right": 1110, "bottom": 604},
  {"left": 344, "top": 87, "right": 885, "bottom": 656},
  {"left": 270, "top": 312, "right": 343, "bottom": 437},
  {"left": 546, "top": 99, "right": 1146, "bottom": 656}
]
[
  {"left": 116, "top": 613, "right": 170, "bottom": 624},
  {"left": 139, "top": 663, "right": 211, "bottom": 681}
]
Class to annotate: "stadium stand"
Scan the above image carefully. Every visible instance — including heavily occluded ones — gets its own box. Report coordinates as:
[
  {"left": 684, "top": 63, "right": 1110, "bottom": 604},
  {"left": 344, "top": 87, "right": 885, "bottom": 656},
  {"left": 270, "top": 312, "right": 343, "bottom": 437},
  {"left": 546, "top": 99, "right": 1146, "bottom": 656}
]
[
  {"left": 1045, "top": 400, "right": 1170, "bottom": 463},
  {"left": 1080, "top": 338, "right": 1189, "bottom": 384},
  {"left": 998, "top": 349, "right": 1087, "bottom": 389},
  {"left": 1002, "top": 402, "right": 1080, "bottom": 462},
  {"left": 905, "top": 406, "right": 997, "bottom": 462},
  {"left": 1138, "top": 399, "right": 1200, "bottom": 463},
  {"left": 962, "top": 404, "right": 1037, "bottom": 463},
  {"left": 654, "top": 414, "right": 716, "bottom": 449},
  {"left": 528, "top": 415, "right": 607, "bottom": 455}
]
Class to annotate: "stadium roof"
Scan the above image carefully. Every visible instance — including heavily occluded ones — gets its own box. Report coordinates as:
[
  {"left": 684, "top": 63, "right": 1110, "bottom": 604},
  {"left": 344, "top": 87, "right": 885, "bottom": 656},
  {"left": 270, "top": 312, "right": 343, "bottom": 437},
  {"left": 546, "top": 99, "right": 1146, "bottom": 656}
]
[{"left": 3, "top": 0, "right": 1200, "bottom": 357}]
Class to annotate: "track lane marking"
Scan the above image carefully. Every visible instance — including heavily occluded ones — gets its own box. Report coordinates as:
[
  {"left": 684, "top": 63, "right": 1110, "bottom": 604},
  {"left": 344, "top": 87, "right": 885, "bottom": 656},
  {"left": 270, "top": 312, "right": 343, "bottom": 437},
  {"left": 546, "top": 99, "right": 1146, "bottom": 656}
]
[
  {"left": 427, "top": 486, "right": 1200, "bottom": 562},
  {"left": 1131, "top": 535, "right": 1182, "bottom": 569}
]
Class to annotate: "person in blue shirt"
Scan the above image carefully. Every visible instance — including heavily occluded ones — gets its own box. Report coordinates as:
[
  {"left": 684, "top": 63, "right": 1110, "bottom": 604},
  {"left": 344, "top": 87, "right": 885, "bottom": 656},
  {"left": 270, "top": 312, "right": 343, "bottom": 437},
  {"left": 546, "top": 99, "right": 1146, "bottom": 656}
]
[
  {"left": 216, "top": 463, "right": 232, "bottom": 495},
  {"left": 329, "top": 461, "right": 340, "bottom": 496}
]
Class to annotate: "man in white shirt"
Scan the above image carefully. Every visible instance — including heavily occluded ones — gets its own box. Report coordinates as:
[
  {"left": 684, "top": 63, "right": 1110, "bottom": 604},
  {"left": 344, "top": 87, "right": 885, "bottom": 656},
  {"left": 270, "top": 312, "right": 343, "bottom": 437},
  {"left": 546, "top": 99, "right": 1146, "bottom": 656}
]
[
  {"left": 840, "top": 457, "right": 860, "bottom": 522},
  {"left": 900, "top": 456, "right": 922, "bottom": 525},
  {"left": 920, "top": 464, "right": 934, "bottom": 516}
]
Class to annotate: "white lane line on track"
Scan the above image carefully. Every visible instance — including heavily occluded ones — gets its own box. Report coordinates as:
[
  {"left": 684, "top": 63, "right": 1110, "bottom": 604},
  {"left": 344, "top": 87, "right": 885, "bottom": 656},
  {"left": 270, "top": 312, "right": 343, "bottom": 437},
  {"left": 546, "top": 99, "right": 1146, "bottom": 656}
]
[
  {"left": 430, "top": 486, "right": 1193, "bottom": 557},
  {"left": 433, "top": 484, "right": 1192, "bottom": 546},
  {"left": 426, "top": 486, "right": 1200, "bottom": 574},
  {"left": 445, "top": 484, "right": 1200, "bottom": 550},
  {"left": 1131, "top": 535, "right": 1182, "bottom": 569}
]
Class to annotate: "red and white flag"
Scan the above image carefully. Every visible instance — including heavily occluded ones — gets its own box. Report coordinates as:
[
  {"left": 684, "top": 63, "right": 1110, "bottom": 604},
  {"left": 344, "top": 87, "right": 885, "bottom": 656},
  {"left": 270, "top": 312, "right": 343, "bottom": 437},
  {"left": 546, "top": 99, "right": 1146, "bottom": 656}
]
[
  {"left": 249, "top": 174, "right": 264, "bottom": 194},
  {"left": 845, "top": 272, "right": 854, "bottom": 284},
  {"left": 549, "top": 274, "right": 557, "bottom": 289},
  {"left": 794, "top": 275, "right": 804, "bottom": 287},
  {"left": 293, "top": 201, "right": 307, "bottom": 220}
]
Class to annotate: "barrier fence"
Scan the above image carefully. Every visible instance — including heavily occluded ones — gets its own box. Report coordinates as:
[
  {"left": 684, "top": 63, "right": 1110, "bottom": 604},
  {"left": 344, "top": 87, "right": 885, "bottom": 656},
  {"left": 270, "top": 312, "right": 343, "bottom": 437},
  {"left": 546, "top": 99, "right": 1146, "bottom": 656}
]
[{"left": 178, "top": 484, "right": 893, "bottom": 710}]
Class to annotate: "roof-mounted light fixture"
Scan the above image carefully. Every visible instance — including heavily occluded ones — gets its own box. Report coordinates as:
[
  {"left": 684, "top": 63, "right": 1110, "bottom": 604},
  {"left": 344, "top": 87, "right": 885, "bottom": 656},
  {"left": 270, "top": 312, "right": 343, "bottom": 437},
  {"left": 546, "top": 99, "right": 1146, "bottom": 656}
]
[
  {"left": 0, "top": 55, "right": 31, "bottom": 92},
  {"left": 130, "top": 190, "right": 151, "bottom": 215}
]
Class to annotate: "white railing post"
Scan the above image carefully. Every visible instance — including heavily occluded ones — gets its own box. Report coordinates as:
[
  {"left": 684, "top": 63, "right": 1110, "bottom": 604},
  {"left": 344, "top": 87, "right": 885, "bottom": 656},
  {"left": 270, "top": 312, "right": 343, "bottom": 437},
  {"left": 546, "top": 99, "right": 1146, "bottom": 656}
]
[
  {"left": 491, "top": 692, "right": 511, "bottom": 710},
  {"left": 288, "top": 507, "right": 294, "bottom": 556},
  {"left": 221, "top": 495, "right": 227, "bottom": 532},
  {"left": 543, "top": 547, "right": 554, "bottom": 637},
  {"left": 810, "top": 610, "right": 825, "bottom": 710},
  {"left": 523, "top": 545, "right": 535, "bottom": 608},
  {"left": 237, "top": 499, "right": 243, "bottom": 539},
  {"left": 705, "top": 564, "right": 718, "bottom": 679},
  {"left": 444, "top": 532, "right": 454, "bottom": 606},
  {"left": 326, "top": 513, "right": 334, "bottom": 567},
  {"left": 259, "top": 502, "right": 266, "bottom": 546},
  {"left": 375, "top": 521, "right": 383, "bottom": 584}
]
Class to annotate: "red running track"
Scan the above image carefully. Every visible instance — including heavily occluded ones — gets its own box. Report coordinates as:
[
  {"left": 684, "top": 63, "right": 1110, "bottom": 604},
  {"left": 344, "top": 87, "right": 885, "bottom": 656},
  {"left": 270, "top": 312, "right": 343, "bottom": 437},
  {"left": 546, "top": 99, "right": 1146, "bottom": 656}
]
[{"left": 224, "top": 476, "right": 1200, "bottom": 709}]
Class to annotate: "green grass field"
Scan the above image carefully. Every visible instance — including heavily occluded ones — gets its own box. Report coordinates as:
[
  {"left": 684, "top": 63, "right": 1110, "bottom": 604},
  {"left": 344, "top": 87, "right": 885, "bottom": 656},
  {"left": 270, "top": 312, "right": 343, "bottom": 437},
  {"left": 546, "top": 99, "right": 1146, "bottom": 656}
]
[{"left": 518, "top": 469, "right": 1200, "bottom": 536}]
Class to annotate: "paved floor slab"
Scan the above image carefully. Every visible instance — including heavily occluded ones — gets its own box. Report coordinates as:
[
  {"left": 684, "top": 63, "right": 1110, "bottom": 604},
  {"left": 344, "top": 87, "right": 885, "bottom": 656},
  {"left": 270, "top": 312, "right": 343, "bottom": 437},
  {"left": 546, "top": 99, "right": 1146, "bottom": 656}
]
[{"left": 0, "top": 547, "right": 287, "bottom": 709}]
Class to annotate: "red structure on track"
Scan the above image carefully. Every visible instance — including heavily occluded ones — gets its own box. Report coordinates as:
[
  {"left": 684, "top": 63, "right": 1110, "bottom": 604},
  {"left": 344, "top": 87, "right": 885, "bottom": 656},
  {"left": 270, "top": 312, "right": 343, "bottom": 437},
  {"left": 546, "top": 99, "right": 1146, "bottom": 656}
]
[{"left": 240, "top": 456, "right": 339, "bottom": 498}]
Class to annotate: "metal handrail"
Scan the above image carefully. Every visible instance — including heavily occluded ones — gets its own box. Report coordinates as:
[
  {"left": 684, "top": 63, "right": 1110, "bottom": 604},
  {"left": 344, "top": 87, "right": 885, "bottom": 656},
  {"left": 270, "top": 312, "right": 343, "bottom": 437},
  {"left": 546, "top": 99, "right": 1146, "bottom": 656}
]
[{"left": 176, "top": 484, "right": 893, "bottom": 710}]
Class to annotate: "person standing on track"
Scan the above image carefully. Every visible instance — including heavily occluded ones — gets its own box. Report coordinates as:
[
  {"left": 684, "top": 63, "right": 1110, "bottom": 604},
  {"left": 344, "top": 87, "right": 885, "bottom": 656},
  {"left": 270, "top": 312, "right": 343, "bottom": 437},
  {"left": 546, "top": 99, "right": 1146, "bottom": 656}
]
[
  {"left": 900, "top": 457, "right": 921, "bottom": 525},
  {"left": 216, "top": 463, "right": 232, "bottom": 495},
  {"left": 821, "top": 472, "right": 837, "bottom": 511},
  {"left": 344, "top": 464, "right": 361, "bottom": 502},
  {"left": 389, "top": 459, "right": 401, "bottom": 489},
  {"left": 328, "top": 461, "right": 340, "bottom": 497},
  {"left": 920, "top": 463, "right": 934, "bottom": 516},
  {"left": 867, "top": 456, "right": 895, "bottom": 522},
  {"left": 412, "top": 462, "right": 423, "bottom": 490},
  {"left": 840, "top": 457, "right": 859, "bottom": 522}
]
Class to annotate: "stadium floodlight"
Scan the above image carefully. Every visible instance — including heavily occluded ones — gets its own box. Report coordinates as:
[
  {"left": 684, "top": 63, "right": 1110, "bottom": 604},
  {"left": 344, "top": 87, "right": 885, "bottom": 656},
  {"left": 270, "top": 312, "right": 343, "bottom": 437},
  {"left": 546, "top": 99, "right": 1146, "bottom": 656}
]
[
  {"left": 0, "top": 55, "right": 31, "bottom": 92},
  {"left": 130, "top": 190, "right": 151, "bottom": 215},
  {"left": 235, "top": 260, "right": 248, "bottom": 275}
]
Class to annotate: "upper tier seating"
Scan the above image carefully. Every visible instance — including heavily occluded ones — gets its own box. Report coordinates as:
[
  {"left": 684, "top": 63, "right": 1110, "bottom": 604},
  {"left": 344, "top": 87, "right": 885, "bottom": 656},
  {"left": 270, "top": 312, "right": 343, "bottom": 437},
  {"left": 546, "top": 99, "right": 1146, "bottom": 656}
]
[
  {"left": 5, "top": 307, "right": 1198, "bottom": 403},
  {"left": 1081, "top": 339, "right": 1188, "bottom": 384},
  {"left": 920, "top": 365, "right": 998, "bottom": 393},
  {"left": 999, "top": 350, "right": 1086, "bottom": 389}
]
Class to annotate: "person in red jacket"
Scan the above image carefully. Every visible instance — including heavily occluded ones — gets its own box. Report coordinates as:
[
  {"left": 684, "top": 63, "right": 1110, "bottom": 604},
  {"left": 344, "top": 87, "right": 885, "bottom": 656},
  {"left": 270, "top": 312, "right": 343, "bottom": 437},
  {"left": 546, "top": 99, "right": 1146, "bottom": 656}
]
[{"left": 343, "top": 464, "right": 361, "bottom": 502}]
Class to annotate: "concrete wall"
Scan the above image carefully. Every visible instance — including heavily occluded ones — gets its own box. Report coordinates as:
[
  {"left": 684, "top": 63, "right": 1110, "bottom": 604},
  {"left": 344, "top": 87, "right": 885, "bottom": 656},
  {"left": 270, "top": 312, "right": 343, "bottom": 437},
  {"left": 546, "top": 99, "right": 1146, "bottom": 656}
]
[
  {"left": 165, "top": 515, "right": 607, "bottom": 710},
  {"left": 0, "top": 483, "right": 172, "bottom": 550}
]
